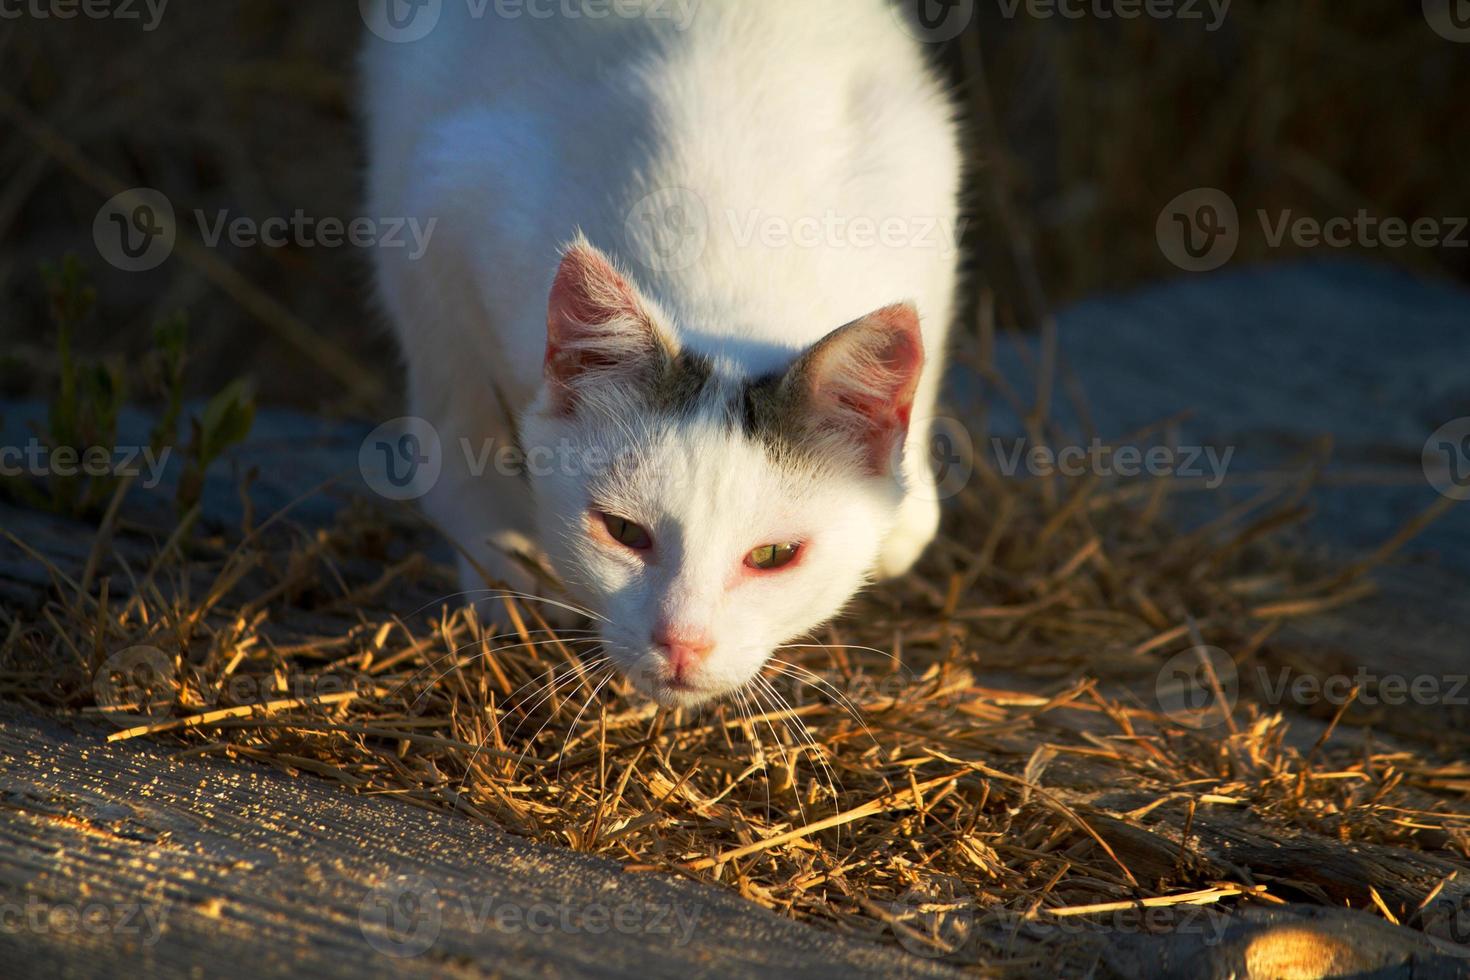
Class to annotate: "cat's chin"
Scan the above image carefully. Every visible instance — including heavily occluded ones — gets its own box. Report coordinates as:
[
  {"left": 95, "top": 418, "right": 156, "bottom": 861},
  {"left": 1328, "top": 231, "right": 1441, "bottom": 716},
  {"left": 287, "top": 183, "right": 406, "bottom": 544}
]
[
  {"left": 649, "top": 683, "right": 727, "bottom": 710},
  {"left": 616, "top": 659, "right": 746, "bottom": 710}
]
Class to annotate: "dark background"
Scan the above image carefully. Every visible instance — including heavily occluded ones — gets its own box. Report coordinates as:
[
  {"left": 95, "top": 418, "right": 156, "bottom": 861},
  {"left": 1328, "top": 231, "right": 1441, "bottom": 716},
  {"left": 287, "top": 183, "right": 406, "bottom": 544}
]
[{"left": 2, "top": 1, "right": 1467, "bottom": 414}]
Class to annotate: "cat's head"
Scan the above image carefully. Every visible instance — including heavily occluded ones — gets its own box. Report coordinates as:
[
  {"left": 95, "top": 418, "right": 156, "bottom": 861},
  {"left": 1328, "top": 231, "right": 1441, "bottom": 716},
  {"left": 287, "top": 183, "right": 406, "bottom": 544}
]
[{"left": 519, "top": 236, "right": 924, "bottom": 707}]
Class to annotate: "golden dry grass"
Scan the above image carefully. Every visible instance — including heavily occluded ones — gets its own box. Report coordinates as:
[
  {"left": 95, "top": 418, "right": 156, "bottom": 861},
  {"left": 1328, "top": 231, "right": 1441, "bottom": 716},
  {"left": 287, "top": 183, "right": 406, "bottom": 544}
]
[
  {"left": 2, "top": 329, "right": 1465, "bottom": 970},
  {"left": 3, "top": 2, "right": 1469, "bottom": 972}
]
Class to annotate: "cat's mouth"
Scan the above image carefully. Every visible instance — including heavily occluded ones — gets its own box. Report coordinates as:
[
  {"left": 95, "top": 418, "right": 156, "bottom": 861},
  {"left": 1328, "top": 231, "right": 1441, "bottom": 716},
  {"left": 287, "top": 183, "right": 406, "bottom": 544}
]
[
  {"left": 645, "top": 672, "right": 724, "bottom": 708},
  {"left": 619, "top": 655, "right": 735, "bottom": 708}
]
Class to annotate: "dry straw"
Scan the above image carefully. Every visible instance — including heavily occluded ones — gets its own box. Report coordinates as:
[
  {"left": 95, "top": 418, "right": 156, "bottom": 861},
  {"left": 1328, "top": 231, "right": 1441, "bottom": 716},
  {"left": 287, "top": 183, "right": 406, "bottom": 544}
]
[{"left": 3, "top": 321, "right": 1465, "bottom": 970}]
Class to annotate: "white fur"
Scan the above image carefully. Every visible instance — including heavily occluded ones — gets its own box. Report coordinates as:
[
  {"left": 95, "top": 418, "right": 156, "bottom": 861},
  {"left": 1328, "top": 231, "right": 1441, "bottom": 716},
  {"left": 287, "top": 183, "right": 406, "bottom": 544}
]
[{"left": 364, "top": 0, "right": 963, "bottom": 705}]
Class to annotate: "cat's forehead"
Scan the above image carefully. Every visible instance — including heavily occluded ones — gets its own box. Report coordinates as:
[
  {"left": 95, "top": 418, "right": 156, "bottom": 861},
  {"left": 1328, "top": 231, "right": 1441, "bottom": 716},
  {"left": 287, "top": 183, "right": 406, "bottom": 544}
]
[
  {"left": 606, "top": 400, "right": 801, "bottom": 496},
  {"left": 603, "top": 345, "right": 818, "bottom": 462},
  {"left": 577, "top": 376, "right": 819, "bottom": 513}
]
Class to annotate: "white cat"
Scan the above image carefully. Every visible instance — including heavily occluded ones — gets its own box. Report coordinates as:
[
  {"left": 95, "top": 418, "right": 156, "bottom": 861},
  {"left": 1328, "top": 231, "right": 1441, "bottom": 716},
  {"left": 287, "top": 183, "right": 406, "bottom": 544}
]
[{"left": 363, "top": 0, "right": 963, "bottom": 707}]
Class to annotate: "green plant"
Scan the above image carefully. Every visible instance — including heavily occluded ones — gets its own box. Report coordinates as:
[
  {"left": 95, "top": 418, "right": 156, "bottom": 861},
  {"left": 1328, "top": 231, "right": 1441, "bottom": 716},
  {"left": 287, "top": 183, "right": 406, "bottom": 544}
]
[{"left": 3, "top": 256, "right": 256, "bottom": 522}]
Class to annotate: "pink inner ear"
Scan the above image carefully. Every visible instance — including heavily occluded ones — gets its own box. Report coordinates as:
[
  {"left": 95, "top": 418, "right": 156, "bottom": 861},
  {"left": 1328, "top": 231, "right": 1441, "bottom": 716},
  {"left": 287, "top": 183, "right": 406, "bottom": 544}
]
[
  {"left": 550, "top": 245, "right": 637, "bottom": 325},
  {"left": 808, "top": 303, "right": 925, "bottom": 473},
  {"left": 546, "top": 243, "right": 641, "bottom": 360},
  {"left": 544, "top": 240, "right": 660, "bottom": 411}
]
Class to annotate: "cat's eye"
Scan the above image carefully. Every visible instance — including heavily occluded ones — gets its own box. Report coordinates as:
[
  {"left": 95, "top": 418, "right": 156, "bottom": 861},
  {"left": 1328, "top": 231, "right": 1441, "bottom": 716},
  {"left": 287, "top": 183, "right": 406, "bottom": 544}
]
[
  {"left": 746, "top": 542, "right": 800, "bottom": 571},
  {"left": 600, "top": 512, "right": 652, "bottom": 550}
]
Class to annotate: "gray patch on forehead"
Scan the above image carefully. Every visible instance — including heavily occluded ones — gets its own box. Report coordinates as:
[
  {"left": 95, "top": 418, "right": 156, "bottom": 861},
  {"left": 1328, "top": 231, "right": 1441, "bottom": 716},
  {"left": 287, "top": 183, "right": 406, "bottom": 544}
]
[
  {"left": 647, "top": 348, "right": 717, "bottom": 416},
  {"left": 738, "top": 370, "right": 809, "bottom": 461}
]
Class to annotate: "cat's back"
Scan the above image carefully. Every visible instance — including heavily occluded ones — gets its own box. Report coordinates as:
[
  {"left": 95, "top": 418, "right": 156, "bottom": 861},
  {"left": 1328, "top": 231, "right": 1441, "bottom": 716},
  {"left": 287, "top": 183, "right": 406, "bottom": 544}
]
[{"left": 365, "top": 0, "right": 960, "bottom": 375}]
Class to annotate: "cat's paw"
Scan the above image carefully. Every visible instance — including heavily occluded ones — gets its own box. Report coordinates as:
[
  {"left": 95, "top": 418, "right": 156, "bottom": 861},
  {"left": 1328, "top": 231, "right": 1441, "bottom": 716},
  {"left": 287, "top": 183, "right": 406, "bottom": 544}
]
[{"left": 876, "top": 493, "right": 940, "bottom": 579}]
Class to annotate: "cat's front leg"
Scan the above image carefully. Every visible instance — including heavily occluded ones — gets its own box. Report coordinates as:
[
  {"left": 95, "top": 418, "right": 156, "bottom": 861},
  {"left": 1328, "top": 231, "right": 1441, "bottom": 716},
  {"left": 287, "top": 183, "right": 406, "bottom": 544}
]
[
  {"left": 876, "top": 380, "right": 947, "bottom": 579},
  {"left": 411, "top": 405, "right": 585, "bottom": 629},
  {"left": 434, "top": 482, "right": 587, "bottom": 630},
  {"left": 877, "top": 488, "right": 940, "bottom": 579}
]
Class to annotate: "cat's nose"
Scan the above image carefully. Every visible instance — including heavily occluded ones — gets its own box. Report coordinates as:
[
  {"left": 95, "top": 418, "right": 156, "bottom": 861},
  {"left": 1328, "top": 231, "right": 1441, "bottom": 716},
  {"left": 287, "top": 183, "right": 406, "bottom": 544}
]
[{"left": 652, "top": 624, "right": 714, "bottom": 682}]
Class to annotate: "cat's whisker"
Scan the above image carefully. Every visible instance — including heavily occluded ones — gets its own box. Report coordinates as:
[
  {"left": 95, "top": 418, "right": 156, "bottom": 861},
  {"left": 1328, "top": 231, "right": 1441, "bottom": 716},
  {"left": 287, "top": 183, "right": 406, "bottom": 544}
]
[
  {"left": 502, "top": 659, "right": 615, "bottom": 759},
  {"left": 755, "top": 673, "right": 843, "bottom": 811},
  {"left": 394, "top": 631, "right": 602, "bottom": 705},
  {"left": 763, "top": 659, "right": 881, "bottom": 751},
  {"left": 465, "top": 588, "right": 610, "bottom": 625},
  {"left": 398, "top": 587, "right": 599, "bottom": 625},
  {"left": 519, "top": 662, "right": 613, "bottom": 775},
  {"left": 773, "top": 642, "right": 910, "bottom": 672},
  {"left": 554, "top": 670, "right": 616, "bottom": 778},
  {"left": 733, "top": 686, "right": 773, "bottom": 820},
  {"left": 506, "top": 655, "right": 612, "bottom": 728},
  {"left": 746, "top": 679, "right": 811, "bottom": 827},
  {"left": 450, "top": 653, "right": 612, "bottom": 807},
  {"left": 493, "top": 649, "right": 612, "bottom": 719},
  {"left": 398, "top": 636, "right": 601, "bottom": 712}
]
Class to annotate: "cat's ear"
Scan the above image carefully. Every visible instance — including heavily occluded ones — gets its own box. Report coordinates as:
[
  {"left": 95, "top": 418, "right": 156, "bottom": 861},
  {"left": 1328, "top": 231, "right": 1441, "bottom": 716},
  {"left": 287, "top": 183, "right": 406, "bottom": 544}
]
[
  {"left": 792, "top": 303, "right": 924, "bottom": 475},
  {"left": 544, "top": 236, "right": 674, "bottom": 414}
]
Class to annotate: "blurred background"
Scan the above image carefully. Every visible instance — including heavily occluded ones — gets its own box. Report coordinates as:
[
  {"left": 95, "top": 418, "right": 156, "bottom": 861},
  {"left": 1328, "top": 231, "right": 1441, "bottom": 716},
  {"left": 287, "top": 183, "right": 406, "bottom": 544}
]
[{"left": 1, "top": 1, "right": 1467, "bottom": 415}]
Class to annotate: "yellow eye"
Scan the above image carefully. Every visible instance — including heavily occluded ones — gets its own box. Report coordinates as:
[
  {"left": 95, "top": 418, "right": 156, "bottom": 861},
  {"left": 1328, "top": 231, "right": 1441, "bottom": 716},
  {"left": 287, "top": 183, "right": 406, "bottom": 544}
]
[
  {"left": 600, "top": 513, "right": 652, "bottom": 550},
  {"left": 746, "top": 542, "right": 800, "bottom": 570}
]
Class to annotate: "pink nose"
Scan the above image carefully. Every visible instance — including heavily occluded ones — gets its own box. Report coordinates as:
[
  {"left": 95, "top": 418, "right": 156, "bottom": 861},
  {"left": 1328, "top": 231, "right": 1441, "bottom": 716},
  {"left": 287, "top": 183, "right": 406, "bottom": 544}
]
[{"left": 653, "top": 624, "right": 713, "bottom": 683}]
